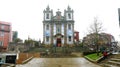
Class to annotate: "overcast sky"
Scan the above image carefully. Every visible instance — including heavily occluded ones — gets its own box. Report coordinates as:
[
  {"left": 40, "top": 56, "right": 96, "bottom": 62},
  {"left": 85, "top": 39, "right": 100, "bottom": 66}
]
[{"left": 0, "top": 0, "right": 120, "bottom": 41}]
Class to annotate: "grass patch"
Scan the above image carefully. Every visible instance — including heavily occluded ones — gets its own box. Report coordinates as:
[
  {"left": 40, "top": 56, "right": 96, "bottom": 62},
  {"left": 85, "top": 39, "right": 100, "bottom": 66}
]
[{"left": 85, "top": 53, "right": 102, "bottom": 61}]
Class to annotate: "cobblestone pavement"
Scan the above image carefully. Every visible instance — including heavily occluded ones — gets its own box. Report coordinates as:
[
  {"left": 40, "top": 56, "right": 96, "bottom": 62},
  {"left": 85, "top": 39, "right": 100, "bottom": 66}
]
[{"left": 16, "top": 58, "right": 101, "bottom": 67}]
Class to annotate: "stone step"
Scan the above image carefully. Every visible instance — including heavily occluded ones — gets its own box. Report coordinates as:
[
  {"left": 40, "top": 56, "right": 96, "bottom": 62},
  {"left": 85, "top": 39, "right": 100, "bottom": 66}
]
[
  {"left": 102, "top": 63, "right": 119, "bottom": 67},
  {"left": 111, "top": 58, "right": 120, "bottom": 62},
  {"left": 107, "top": 61, "right": 120, "bottom": 66},
  {"left": 51, "top": 47, "right": 71, "bottom": 52},
  {"left": 111, "top": 58, "right": 120, "bottom": 60}
]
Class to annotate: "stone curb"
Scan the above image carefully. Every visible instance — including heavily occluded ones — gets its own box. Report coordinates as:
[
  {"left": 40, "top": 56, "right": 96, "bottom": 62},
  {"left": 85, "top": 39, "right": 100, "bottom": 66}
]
[
  {"left": 84, "top": 56, "right": 103, "bottom": 63},
  {"left": 22, "top": 56, "right": 33, "bottom": 64}
]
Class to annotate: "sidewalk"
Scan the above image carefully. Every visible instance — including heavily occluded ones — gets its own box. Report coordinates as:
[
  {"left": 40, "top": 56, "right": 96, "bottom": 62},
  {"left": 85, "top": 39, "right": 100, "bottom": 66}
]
[{"left": 16, "top": 58, "right": 101, "bottom": 67}]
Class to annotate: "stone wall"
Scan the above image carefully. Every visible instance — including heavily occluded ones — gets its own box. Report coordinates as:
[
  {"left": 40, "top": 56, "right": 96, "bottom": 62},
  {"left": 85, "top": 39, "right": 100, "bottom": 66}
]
[{"left": 8, "top": 43, "right": 29, "bottom": 52}]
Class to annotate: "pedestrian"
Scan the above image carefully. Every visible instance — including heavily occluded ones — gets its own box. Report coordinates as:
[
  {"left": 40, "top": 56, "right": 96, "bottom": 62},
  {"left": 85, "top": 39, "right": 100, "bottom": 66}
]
[{"left": 103, "top": 51, "right": 108, "bottom": 60}]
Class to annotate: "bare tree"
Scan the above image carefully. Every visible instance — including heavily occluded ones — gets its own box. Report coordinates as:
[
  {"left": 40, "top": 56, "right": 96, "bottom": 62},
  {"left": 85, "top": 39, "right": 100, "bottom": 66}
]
[
  {"left": 89, "top": 17, "right": 103, "bottom": 34},
  {"left": 88, "top": 17, "right": 103, "bottom": 55}
]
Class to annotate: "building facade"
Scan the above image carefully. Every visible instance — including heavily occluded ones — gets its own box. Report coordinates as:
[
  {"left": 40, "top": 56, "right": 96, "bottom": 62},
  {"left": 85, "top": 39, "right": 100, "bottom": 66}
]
[
  {"left": 74, "top": 31, "right": 79, "bottom": 45},
  {"left": 0, "top": 21, "right": 11, "bottom": 51},
  {"left": 43, "top": 6, "right": 74, "bottom": 47},
  {"left": 74, "top": 31, "right": 79, "bottom": 42},
  {"left": 12, "top": 31, "right": 18, "bottom": 42}
]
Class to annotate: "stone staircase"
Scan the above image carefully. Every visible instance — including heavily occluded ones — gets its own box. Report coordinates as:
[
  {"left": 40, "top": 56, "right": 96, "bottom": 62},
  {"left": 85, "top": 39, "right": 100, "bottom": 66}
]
[
  {"left": 51, "top": 47, "right": 70, "bottom": 53},
  {"left": 100, "top": 54, "right": 120, "bottom": 67}
]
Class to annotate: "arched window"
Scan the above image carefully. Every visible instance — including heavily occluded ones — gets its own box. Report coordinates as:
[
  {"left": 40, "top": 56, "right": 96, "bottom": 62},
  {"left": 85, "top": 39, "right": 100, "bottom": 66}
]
[
  {"left": 56, "top": 25, "right": 61, "bottom": 33},
  {"left": 68, "top": 13, "right": 71, "bottom": 19},
  {"left": 69, "top": 36, "right": 71, "bottom": 41},
  {"left": 46, "top": 13, "right": 49, "bottom": 19}
]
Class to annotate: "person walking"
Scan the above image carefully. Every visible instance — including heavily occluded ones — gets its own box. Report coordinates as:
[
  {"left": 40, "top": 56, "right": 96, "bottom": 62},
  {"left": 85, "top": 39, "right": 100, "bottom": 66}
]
[{"left": 103, "top": 51, "right": 108, "bottom": 60}]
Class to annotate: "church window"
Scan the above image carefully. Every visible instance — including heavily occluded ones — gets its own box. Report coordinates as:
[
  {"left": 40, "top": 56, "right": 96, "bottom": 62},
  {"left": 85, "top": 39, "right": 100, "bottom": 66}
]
[
  {"left": 56, "top": 25, "right": 61, "bottom": 33},
  {"left": 68, "top": 24, "right": 71, "bottom": 30},
  {"left": 69, "top": 36, "right": 71, "bottom": 41},
  {"left": 46, "top": 13, "right": 49, "bottom": 19},
  {"left": 46, "top": 24, "right": 49, "bottom": 30},
  {"left": 68, "top": 13, "right": 71, "bottom": 19},
  {"left": 46, "top": 36, "right": 49, "bottom": 42},
  {"left": 58, "top": 28, "right": 60, "bottom": 32},
  {"left": 57, "top": 27, "right": 60, "bottom": 33}
]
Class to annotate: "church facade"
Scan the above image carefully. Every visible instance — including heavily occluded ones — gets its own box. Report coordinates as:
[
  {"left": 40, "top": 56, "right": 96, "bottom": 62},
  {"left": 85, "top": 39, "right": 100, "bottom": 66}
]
[{"left": 43, "top": 6, "right": 74, "bottom": 47}]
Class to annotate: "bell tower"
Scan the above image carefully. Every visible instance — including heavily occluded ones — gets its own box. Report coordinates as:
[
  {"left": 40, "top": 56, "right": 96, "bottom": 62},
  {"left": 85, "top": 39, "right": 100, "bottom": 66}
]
[
  {"left": 64, "top": 6, "right": 74, "bottom": 45},
  {"left": 43, "top": 5, "right": 53, "bottom": 21},
  {"left": 64, "top": 6, "right": 74, "bottom": 21},
  {"left": 43, "top": 6, "right": 53, "bottom": 45}
]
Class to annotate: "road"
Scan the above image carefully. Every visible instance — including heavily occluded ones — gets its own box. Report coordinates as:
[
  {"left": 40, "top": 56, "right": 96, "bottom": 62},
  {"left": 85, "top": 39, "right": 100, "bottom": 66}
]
[{"left": 16, "top": 58, "right": 101, "bottom": 67}]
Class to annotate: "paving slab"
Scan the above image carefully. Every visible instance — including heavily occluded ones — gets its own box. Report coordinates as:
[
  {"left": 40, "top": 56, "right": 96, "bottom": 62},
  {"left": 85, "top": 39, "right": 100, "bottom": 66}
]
[{"left": 16, "top": 58, "right": 101, "bottom": 67}]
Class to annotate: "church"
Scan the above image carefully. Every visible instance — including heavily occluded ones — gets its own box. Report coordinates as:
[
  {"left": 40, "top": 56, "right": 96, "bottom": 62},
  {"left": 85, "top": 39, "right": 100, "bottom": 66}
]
[{"left": 43, "top": 6, "right": 75, "bottom": 47}]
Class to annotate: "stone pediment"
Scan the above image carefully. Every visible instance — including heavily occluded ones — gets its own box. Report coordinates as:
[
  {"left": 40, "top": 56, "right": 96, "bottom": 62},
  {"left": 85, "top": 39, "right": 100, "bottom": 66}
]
[{"left": 53, "top": 16, "right": 64, "bottom": 21}]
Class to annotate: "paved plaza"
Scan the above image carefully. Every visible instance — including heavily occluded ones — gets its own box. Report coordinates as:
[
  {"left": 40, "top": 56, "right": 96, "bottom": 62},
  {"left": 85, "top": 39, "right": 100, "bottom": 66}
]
[{"left": 16, "top": 58, "right": 101, "bottom": 67}]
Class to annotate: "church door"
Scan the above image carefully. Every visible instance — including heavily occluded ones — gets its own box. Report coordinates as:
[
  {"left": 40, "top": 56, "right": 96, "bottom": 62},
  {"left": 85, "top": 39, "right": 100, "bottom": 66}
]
[{"left": 57, "top": 38, "right": 61, "bottom": 47}]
